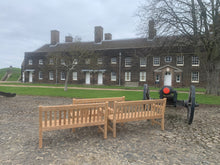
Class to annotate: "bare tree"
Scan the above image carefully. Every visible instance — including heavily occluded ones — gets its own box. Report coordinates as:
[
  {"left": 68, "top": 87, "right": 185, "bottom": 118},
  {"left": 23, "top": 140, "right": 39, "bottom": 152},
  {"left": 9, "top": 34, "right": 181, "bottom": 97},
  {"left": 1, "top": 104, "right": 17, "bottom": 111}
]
[
  {"left": 137, "top": 0, "right": 220, "bottom": 95},
  {"left": 47, "top": 42, "right": 97, "bottom": 91}
]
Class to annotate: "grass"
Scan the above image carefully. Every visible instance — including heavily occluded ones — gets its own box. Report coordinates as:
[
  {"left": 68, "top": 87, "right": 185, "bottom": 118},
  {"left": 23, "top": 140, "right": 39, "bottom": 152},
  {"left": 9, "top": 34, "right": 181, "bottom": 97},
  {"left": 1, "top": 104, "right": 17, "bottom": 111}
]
[
  {"left": 0, "top": 67, "right": 21, "bottom": 81},
  {"left": 0, "top": 82, "right": 206, "bottom": 92},
  {"left": 0, "top": 86, "right": 219, "bottom": 105}
]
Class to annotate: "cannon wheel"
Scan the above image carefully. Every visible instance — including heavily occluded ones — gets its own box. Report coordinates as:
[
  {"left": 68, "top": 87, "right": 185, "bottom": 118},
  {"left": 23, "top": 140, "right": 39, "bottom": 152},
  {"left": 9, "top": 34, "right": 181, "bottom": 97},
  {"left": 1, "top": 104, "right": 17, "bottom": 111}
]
[
  {"left": 187, "top": 85, "right": 195, "bottom": 124},
  {"left": 143, "top": 84, "right": 150, "bottom": 100}
]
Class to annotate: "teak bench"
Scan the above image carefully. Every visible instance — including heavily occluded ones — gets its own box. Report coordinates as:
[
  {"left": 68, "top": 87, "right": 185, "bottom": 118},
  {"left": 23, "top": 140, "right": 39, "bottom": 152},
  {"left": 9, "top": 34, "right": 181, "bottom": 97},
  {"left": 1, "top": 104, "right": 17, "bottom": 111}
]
[
  {"left": 39, "top": 102, "right": 108, "bottom": 148},
  {"left": 72, "top": 96, "right": 125, "bottom": 111},
  {"left": 108, "top": 98, "right": 167, "bottom": 137}
]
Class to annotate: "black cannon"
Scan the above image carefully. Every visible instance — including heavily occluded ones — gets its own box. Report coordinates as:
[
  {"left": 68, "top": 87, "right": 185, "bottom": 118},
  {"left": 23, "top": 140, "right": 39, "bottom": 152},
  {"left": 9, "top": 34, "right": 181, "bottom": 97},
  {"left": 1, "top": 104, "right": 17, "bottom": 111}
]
[
  {"left": 0, "top": 91, "right": 16, "bottom": 97},
  {"left": 143, "top": 84, "right": 199, "bottom": 124}
]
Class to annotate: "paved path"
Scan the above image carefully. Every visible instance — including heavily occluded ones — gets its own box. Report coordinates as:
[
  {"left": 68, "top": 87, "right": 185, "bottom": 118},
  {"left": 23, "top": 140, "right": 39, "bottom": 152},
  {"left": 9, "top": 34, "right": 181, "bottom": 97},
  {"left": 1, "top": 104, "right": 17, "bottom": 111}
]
[{"left": 0, "top": 95, "right": 219, "bottom": 164}]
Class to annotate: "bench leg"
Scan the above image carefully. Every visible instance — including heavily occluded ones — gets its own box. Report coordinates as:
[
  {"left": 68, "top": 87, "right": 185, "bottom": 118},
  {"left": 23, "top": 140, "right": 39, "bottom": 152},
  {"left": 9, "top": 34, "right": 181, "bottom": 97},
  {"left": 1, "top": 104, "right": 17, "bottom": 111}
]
[
  {"left": 39, "top": 130, "right": 42, "bottom": 148},
  {"left": 151, "top": 119, "right": 155, "bottom": 125},
  {"left": 113, "top": 121, "right": 116, "bottom": 138},
  {"left": 161, "top": 118, "right": 164, "bottom": 131},
  {"left": 72, "top": 128, "right": 75, "bottom": 132},
  {"left": 104, "top": 123, "right": 107, "bottom": 139}
]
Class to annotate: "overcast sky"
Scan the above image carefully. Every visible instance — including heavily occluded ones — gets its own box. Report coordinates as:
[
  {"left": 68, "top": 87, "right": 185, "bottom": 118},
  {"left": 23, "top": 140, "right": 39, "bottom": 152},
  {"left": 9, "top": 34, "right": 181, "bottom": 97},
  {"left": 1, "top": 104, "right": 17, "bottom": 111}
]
[{"left": 0, "top": 0, "right": 143, "bottom": 68}]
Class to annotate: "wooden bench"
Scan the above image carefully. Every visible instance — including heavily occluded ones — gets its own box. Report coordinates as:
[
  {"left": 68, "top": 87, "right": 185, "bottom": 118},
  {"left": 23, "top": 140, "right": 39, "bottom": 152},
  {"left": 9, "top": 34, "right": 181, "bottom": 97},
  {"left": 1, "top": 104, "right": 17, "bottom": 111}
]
[
  {"left": 108, "top": 98, "right": 167, "bottom": 138},
  {"left": 39, "top": 102, "right": 108, "bottom": 148},
  {"left": 73, "top": 96, "right": 125, "bottom": 109}
]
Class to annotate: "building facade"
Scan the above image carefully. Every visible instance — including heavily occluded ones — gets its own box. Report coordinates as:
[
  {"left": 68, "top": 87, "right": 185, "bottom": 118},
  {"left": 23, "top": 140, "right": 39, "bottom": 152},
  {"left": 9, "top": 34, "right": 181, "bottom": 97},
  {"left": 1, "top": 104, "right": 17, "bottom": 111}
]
[{"left": 22, "top": 24, "right": 206, "bottom": 88}]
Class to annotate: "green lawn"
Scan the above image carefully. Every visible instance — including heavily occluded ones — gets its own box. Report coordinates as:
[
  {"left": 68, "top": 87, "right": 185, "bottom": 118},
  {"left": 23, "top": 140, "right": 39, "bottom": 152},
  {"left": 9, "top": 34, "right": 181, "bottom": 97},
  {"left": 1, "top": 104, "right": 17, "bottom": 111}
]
[
  {"left": 0, "top": 67, "right": 21, "bottom": 81},
  {"left": 0, "top": 82, "right": 206, "bottom": 92},
  {"left": 0, "top": 86, "right": 219, "bottom": 105}
]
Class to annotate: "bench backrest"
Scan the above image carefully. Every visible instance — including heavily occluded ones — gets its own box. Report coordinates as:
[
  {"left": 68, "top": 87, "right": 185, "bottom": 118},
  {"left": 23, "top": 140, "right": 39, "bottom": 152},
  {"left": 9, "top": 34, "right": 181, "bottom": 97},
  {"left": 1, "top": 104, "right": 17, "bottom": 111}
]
[
  {"left": 113, "top": 98, "right": 167, "bottom": 120},
  {"left": 39, "top": 102, "right": 108, "bottom": 130},
  {"left": 73, "top": 96, "right": 125, "bottom": 109}
]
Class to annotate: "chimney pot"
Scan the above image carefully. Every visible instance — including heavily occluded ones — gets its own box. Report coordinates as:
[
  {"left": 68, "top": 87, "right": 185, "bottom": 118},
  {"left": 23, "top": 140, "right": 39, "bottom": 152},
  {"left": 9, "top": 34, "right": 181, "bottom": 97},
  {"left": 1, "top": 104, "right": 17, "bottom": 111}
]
[
  {"left": 148, "top": 20, "right": 156, "bottom": 39},
  {"left": 65, "top": 36, "right": 73, "bottom": 42},
  {"left": 105, "top": 33, "right": 112, "bottom": 40}
]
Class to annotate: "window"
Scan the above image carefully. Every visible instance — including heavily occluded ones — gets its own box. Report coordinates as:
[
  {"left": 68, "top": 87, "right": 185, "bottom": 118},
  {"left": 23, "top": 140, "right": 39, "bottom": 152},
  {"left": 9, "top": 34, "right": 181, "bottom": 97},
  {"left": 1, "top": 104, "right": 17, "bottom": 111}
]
[
  {"left": 111, "top": 57, "right": 117, "bottom": 64},
  {"left": 39, "top": 71, "right": 43, "bottom": 80},
  {"left": 28, "top": 59, "right": 33, "bottom": 65},
  {"left": 156, "top": 75, "right": 160, "bottom": 82},
  {"left": 125, "top": 72, "right": 131, "bottom": 81},
  {"left": 61, "top": 72, "right": 65, "bottom": 80},
  {"left": 85, "top": 58, "right": 90, "bottom": 64},
  {"left": 49, "top": 58, "right": 54, "bottom": 65},
  {"left": 165, "top": 56, "right": 172, "bottom": 63},
  {"left": 49, "top": 72, "right": 54, "bottom": 80},
  {"left": 176, "top": 75, "right": 181, "bottom": 82},
  {"left": 191, "top": 72, "right": 199, "bottom": 83},
  {"left": 153, "top": 57, "right": 160, "bottom": 66},
  {"left": 39, "top": 59, "right": 43, "bottom": 65},
  {"left": 140, "top": 72, "right": 146, "bottom": 81},
  {"left": 140, "top": 57, "right": 147, "bottom": 67},
  {"left": 73, "top": 59, "right": 78, "bottom": 65},
  {"left": 111, "top": 72, "right": 116, "bottom": 81},
  {"left": 97, "top": 58, "right": 103, "bottom": 65},
  {"left": 125, "top": 57, "right": 132, "bottom": 67},
  {"left": 73, "top": 72, "right": 77, "bottom": 80},
  {"left": 61, "top": 59, "right": 65, "bottom": 65},
  {"left": 176, "top": 55, "right": 184, "bottom": 66},
  {"left": 192, "top": 56, "right": 199, "bottom": 66}
]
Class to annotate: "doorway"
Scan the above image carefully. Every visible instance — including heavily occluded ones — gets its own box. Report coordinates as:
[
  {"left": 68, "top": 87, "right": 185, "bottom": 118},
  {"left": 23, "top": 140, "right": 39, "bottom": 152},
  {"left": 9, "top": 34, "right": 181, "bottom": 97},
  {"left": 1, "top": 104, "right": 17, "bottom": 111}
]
[
  {"left": 164, "top": 72, "right": 172, "bottom": 86},
  {"left": 85, "top": 72, "right": 90, "bottom": 84},
  {"left": 98, "top": 73, "right": 103, "bottom": 85}
]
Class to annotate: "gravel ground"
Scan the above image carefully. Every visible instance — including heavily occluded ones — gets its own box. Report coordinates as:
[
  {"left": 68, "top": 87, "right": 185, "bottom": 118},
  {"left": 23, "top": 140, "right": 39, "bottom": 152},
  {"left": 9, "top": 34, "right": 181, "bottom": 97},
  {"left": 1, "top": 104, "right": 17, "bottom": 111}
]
[{"left": 0, "top": 95, "right": 219, "bottom": 165}]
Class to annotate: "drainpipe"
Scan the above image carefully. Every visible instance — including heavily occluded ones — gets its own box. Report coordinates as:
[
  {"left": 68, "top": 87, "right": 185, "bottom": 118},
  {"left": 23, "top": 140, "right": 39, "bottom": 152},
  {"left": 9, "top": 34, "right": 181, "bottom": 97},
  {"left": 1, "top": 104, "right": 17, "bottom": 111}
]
[
  {"left": 56, "top": 58, "right": 58, "bottom": 84},
  {"left": 119, "top": 52, "right": 121, "bottom": 86}
]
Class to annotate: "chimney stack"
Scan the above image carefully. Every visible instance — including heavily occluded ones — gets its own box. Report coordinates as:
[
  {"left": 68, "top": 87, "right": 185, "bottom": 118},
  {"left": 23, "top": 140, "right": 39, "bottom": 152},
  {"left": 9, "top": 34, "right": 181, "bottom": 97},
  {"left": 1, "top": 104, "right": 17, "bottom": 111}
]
[
  {"left": 105, "top": 33, "right": 112, "bottom": 40},
  {"left": 148, "top": 20, "right": 156, "bottom": 39},
  {"left": 51, "top": 30, "right": 60, "bottom": 45},
  {"left": 65, "top": 36, "right": 73, "bottom": 42},
  {"left": 94, "top": 26, "right": 103, "bottom": 43}
]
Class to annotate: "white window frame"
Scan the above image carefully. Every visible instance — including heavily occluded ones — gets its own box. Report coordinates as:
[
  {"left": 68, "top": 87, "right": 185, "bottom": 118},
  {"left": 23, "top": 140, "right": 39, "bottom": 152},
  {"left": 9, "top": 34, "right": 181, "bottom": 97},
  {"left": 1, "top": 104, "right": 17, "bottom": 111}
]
[
  {"left": 73, "top": 72, "right": 77, "bottom": 80},
  {"left": 97, "top": 58, "right": 103, "bottom": 65},
  {"left": 192, "top": 56, "right": 200, "bottom": 66},
  {"left": 125, "top": 57, "right": 132, "bottom": 67},
  {"left": 85, "top": 58, "right": 90, "bottom": 64},
  {"left": 49, "top": 71, "right": 54, "bottom": 80},
  {"left": 125, "top": 72, "right": 131, "bottom": 81},
  {"left": 28, "top": 59, "right": 33, "bottom": 65},
  {"left": 61, "top": 59, "right": 65, "bottom": 65},
  {"left": 39, "top": 59, "right": 43, "bottom": 65},
  {"left": 153, "top": 57, "right": 160, "bottom": 66},
  {"left": 176, "top": 55, "right": 184, "bottom": 66},
  {"left": 176, "top": 75, "right": 181, "bottom": 83},
  {"left": 61, "top": 72, "right": 65, "bottom": 80},
  {"left": 111, "top": 72, "right": 116, "bottom": 81},
  {"left": 191, "top": 72, "right": 199, "bottom": 83},
  {"left": 39, "top": 71, "right": 43, "bottom": 80},
  {"left": 156, "top": 75, "right": 160, "bottom": 82},
  {"left": 139, "top": 72, "right": 146, "bottom": 82},
  {"left": 49, "top": 58, "right": 54, "bottom": 65},
  {"left": 111, "top": 57, "right": 117, "bottom": 64},
  {"left": 140, "top": 57, "right": 147, "bottom": 67},
  {"left": 164, "top": 56, "right": 172, "bottom": 63}
]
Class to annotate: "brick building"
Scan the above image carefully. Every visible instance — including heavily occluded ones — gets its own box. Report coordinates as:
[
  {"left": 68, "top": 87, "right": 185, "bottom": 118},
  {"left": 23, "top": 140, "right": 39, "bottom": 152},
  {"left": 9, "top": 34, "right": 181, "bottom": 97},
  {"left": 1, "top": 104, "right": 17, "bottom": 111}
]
[{"left": 21, "top": 22, "right": 205, "bottom": 87}]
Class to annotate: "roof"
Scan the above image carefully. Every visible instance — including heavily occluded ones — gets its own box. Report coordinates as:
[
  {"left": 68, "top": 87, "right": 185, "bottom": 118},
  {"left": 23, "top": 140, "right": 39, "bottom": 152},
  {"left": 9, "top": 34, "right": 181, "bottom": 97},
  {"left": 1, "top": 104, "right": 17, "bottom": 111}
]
[{"left": 34, "top": 38, "right": 154, "bottom": 53}]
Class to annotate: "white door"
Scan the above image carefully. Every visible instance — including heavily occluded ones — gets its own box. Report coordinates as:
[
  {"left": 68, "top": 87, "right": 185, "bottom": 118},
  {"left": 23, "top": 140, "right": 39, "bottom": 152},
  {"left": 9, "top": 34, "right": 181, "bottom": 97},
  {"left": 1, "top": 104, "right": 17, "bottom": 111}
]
[
  {"left": 98, "top": 73, "right": 103, "bottom": 85},
  {"left": 85, "top": 72, "right": 90, "bottom": 84},
  {"left": 164, "top": 72, "right": 172, "bottom": 86},
  {"left": 29, "top": 72, "right": 33, "bottom": 83}
]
